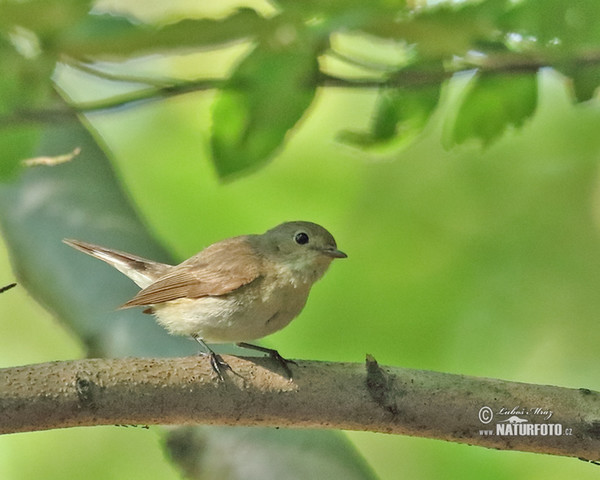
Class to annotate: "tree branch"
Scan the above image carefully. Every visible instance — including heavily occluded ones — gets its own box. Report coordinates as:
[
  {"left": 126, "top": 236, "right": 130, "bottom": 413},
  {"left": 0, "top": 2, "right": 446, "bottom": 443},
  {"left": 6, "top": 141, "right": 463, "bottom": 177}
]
[
  {"left": 3, "top": 47, "right": 600, "bottom": 128},
  {"left": 1, "top": 355, "right": 599, "bottom": 461}
]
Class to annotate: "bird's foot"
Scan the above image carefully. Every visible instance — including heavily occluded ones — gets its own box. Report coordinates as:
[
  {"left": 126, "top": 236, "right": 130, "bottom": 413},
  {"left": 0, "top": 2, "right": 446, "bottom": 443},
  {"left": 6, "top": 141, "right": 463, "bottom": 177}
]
[
  {"left": 193, "top": 335, "right": 232, "bottom": 381},
  {"left": 237, "top": 342, "right": 297, "bottom": 379}
]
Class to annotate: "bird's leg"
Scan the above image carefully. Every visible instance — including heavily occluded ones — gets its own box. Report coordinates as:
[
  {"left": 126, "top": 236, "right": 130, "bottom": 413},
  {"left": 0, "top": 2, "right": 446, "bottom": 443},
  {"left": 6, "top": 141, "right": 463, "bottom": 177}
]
[
  {"left": 236, "top": 342, "right": 297, "bottom": 379},
  {"left": 192, "top": 335, "right": 231, "bottom": 381}
]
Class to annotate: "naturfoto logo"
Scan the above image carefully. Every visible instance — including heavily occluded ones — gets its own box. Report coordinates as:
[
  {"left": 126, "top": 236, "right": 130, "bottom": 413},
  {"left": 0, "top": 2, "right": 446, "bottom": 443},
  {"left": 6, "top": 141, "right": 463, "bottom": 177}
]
[{"left": 478, "top": 406, "right": 573, "bottom": 437}]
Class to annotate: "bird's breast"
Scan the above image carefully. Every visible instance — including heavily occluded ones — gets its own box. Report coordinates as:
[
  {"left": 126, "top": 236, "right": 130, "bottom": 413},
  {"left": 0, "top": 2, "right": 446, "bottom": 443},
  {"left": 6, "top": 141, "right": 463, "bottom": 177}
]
[{"left": 151, "top": 274, "right": 312, "bottom": 343}]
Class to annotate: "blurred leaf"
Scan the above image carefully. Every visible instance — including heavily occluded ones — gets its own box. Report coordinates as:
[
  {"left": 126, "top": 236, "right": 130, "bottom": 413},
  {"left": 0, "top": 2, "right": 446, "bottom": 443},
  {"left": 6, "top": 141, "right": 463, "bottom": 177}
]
[
  {"left": 568, "top": 64, "right": 600, "bottom": 103},
  {"left": 0, "top": 0, "right": 92, "bottom": 35},
  {"left": 0, "top": 111, "right": 374, "bottom": 479},
  {"left": 340, "top": 81, "right": 440, "bottom": 149},
  {"left": 363, "top": 0, "right": 509, "bottom": 57},
  {"left": 59, "top": 9, "right": 266, "bottom": 58},
  {"left": 273, "top": 0, "right": 398, "bottom": 12},
  {"left": 0, "top": 38, "right": 44, "bottom": 180},
  {"left": 0, "top": 35, "right": 55, "bottom": 113},
  {"left": 166, "top": 426, "right": 377, "bottom": 480},
  {"left": 448, "top": 71, "right": 538, "bottom": 146},
  {"left": 501, "top": 0, "right": 600, "bottom": 48},
  {"left": 211, "top": 34, "right": 320, "bottom": 178},
  {"left": 0, "top": 126, "right": 40, "bottom": 180},
  {"left": 0, "top": 27, "right": 65, "bottom": 181}
]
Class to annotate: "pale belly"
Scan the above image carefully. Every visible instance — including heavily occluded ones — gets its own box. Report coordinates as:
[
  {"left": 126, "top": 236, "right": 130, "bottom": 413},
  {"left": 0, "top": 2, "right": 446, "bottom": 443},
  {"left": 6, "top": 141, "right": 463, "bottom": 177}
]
[{"left": 151, "top": 281, "right": 311, "bottom": 343}]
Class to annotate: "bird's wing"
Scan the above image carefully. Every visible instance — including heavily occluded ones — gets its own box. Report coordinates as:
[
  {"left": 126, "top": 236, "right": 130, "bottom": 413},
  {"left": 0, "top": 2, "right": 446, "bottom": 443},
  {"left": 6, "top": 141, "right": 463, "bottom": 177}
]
[{"left": 120, "top": 237, "right": 262, "bottom": 307}]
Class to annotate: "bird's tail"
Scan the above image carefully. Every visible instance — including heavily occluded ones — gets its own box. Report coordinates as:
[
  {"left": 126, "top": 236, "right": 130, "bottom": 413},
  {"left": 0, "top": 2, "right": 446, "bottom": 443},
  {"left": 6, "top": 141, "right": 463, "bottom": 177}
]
[{"left": 63, "top": 239, "right": 172, "bottom": 288}]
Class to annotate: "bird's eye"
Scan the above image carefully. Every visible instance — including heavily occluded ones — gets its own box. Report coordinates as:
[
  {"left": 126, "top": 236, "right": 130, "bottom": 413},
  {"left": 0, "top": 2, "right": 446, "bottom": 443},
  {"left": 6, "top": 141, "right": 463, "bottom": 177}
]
[{"left": 294, "top": 232, "right": 309, "bottom": 245}]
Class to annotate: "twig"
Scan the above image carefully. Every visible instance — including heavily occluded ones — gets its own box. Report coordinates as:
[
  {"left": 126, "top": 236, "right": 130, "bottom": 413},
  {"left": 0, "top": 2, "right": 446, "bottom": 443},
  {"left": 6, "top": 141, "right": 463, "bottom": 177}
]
[
  {"left": 0, "top": 283, "right": 17, "bottom": 294},
  {"left": 2, "top": 46, "right": 600, "bottom": 128}
]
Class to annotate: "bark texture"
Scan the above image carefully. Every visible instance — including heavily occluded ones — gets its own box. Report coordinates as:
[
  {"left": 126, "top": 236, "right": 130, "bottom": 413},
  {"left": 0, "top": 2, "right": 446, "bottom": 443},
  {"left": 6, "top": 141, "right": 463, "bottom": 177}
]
[{"left": 1, "top": 355, "right": 599, "bottom": 461}]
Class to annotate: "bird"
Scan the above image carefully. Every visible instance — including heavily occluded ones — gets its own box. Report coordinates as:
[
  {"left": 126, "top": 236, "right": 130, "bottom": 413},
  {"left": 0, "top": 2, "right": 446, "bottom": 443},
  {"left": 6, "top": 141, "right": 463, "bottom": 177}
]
[{"left": 63, "top": 221, "right": 346, "bottom": 379}]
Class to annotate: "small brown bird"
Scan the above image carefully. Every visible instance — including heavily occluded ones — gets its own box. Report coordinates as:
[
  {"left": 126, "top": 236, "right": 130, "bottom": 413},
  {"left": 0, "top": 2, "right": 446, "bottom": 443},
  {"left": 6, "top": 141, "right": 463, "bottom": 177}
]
[{"left": 64, "top": 221, "right": 346, "bottom": 378}]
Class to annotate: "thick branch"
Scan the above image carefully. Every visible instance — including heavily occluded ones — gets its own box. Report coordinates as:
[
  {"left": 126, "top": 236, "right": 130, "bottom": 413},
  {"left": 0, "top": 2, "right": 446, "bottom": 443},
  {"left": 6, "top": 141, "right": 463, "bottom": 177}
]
[{"left": 1, "top": 355, "right": 599, "bottom": 461}]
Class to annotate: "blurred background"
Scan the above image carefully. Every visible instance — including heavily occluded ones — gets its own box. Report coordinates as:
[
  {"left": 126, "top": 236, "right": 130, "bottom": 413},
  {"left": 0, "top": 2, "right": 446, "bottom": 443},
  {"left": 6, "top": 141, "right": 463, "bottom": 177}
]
[{"left": 2, "top": 0, "right": 600, "bottom": 478}]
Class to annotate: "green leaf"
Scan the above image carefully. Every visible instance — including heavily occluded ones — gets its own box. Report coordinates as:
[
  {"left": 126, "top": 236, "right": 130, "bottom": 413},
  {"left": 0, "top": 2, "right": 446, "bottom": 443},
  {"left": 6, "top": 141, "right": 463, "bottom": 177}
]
[
  {"left": 0, "top": 126, "right": 39, "bottom": 180},
  {"left": 58, "top": 9, "right": 266, "bottom": 58},
  {"left": 340, "top": 82, "right": 440, "bottom": 149},
  {"left": 211, "top": 36, "right": 320, "bottom": 178},
  {"left": 0, "top": 40, "right": 46, "bottom": 180},
  {"left": 449, "top": 71, "right": 538, "bottom": 146},
  {"left": 0, "top": 0, "right": 92, "bottom": 35},
  {"left": 568, "top": 64, "right": 600, "bottom": 103},
  {"left": 501, "top": 0, "right": 600, "bottom": 49},
  {"left": 362, "top": 0, "right": 509, "bottom": 58},
  {"left": 0, "top": 35, "right": 55, "bottom": 111}
]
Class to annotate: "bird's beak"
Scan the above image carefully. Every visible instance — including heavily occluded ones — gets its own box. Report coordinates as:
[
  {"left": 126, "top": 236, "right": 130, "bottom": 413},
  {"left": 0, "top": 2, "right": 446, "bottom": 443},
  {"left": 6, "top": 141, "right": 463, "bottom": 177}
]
[{"left": 323, "top": 247, "right": 347, "bottom": 259}]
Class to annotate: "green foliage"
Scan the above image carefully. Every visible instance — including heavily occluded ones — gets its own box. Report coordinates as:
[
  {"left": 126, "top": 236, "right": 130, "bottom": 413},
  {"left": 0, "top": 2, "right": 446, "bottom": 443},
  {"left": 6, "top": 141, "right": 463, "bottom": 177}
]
[
  {"left": 449, "top": 72, "right": 538, "bottom": 146},
  {"left": 366, "top": 0, "right": 509, "bottom": 56},
  {"left": 211, "top": 35, "right": 320, "bottom": 177},
  {"left": 2, "top": 0, "right": 600, "bottom": 178},
  {"left": 500, "top": 0, "right": 600, "bottom": 48},
  {"left": 340, "top": 80, "right": 441, "bottom": 148},
  {"left": 569, "top": 64, "right": 600, "bottom": 102},
  {"left": 0, "top": 0, "right": 92, "bottom": 35},
  {"left": 58, "top": 10, "right": 267, "bottom": 57}
]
